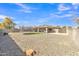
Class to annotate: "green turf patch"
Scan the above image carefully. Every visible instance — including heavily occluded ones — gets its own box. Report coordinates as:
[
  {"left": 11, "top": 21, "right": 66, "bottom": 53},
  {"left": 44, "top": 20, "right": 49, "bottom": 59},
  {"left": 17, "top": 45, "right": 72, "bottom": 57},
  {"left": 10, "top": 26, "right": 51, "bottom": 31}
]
[{"left": 23, "top": 32, "right": 41, "bottom": 35}]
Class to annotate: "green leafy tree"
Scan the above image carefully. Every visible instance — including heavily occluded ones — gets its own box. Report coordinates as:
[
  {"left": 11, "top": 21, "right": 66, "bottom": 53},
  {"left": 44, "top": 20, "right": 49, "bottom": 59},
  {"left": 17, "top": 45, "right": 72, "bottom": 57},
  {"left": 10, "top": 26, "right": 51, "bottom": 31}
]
[{"left": 3, "top": 17, "right": 16, "bottom": 30}]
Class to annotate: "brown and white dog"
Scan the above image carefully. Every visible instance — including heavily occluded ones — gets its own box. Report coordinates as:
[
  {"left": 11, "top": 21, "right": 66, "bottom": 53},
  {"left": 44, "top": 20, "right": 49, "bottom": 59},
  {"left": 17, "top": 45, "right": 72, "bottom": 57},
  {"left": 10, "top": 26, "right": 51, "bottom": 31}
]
[{"left": 24, "top": 49, "right": 37, "bottom": 56}]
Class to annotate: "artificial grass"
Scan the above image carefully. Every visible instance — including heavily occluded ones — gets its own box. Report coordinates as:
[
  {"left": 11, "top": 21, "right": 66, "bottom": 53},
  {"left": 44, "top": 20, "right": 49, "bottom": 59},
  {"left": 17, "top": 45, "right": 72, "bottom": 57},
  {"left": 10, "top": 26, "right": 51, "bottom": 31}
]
[{"left": 23, "top": 32, "right": 41, "bottom": 35}]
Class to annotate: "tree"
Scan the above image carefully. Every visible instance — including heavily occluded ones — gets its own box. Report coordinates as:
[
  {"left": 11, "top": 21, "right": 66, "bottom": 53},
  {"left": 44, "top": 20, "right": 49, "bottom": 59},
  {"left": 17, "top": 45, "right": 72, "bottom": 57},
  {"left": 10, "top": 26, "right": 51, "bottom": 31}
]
[
  {"left": 74, "top": 17, "right": 79, "bottom": 25},
  {"left": 0, "top": 23, "right": 4, "bottom": 29},
  {"left": 3, "top": 17, "right": 16, "bottom": 30}
]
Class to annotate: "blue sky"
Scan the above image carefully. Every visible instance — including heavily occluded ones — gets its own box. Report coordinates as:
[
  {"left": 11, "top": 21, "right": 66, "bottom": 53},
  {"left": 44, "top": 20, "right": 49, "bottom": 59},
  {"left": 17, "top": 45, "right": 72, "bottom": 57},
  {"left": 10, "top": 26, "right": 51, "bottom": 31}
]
[{"left": 0, "top": 3, "right": 79, "bottom": 26}]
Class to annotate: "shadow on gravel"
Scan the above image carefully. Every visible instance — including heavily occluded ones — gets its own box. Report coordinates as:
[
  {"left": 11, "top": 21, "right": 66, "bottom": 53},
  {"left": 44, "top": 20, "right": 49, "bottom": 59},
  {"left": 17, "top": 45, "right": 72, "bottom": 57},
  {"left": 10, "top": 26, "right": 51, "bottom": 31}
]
[{"left": 0, "top": 34, "right": 25, "bottom": 56}]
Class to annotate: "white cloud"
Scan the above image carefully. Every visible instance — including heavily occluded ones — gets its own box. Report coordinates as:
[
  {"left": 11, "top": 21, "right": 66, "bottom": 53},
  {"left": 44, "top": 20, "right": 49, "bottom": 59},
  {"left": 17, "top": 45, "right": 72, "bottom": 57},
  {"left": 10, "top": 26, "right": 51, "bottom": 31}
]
[
  {"left": 58, "top": 4, "right": 71, "bottom": 11},
  {"left": 14, "top": 20, "right": 31, "bottom": 26},
  {"left": 0, "top": 15, "right": 7, "bottom": 19},
  {"left": 0, "top": 15, "right": 14, "bottom": 20},
  {"left": 37, "top": 13, "right": 73, "bottom": 24},
  {"left": 72, "top": 3, "right": 79, "bottom": 5},
  {"left": 38, "top": 17, "right": 49, "bottom": 23},
  {"left": 50, "top": 13, "right": 73, "bottom": 18},
  {"left": 61, "top": 14, "right": 73, "bottom": 17},
  {"left": 19, "top": 9, "right": 32, "bottom": 13},
  {"left": 16, "top": 3, "right": 30, "bottom": 9},
  {"left": 72, "top": 3, "right": 79, "bottom": 9},
  {"left": 16, "top": 3, "right": 36, "bottom": 13}
]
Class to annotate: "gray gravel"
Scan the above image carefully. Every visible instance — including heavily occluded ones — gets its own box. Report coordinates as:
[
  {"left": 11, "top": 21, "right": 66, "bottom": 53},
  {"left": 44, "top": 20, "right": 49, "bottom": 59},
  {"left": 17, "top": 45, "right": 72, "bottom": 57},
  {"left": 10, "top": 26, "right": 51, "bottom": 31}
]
[{"left": 9, "top": 31, "right": 79, "bottom": 56}]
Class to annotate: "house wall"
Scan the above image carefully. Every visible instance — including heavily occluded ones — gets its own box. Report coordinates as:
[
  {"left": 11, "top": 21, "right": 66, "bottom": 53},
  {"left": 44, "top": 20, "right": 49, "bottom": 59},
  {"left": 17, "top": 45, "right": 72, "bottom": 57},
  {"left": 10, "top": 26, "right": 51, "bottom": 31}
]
[{"left": 33, "top": 26, "right": 68, "bottom": 34}]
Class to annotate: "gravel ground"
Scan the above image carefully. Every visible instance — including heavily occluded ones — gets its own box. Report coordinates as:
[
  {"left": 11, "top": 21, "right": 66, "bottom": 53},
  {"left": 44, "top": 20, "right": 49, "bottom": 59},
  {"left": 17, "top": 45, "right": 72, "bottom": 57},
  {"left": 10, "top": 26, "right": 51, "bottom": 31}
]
[
  {"left": 9, "top": 31, "right": 79, "bottom": 56},
  {"left": 0, "top": 34, "right": 24, "bottom": 56}
]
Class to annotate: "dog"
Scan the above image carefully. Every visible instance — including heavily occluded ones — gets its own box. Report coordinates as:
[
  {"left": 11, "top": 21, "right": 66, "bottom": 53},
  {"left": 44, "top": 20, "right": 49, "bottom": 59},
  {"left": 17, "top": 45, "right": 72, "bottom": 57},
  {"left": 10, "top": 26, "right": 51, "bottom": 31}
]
[{"left": 24, "top": 49, "right": 36, "bottom": 56}]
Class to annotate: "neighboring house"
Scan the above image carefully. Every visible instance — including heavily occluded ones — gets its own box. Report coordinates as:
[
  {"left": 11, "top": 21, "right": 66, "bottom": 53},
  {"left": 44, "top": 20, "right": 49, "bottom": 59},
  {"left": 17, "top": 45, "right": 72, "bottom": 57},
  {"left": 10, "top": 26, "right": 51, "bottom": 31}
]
[{"left": 14, "top": 25, "right": 69, "bottom": 34}]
